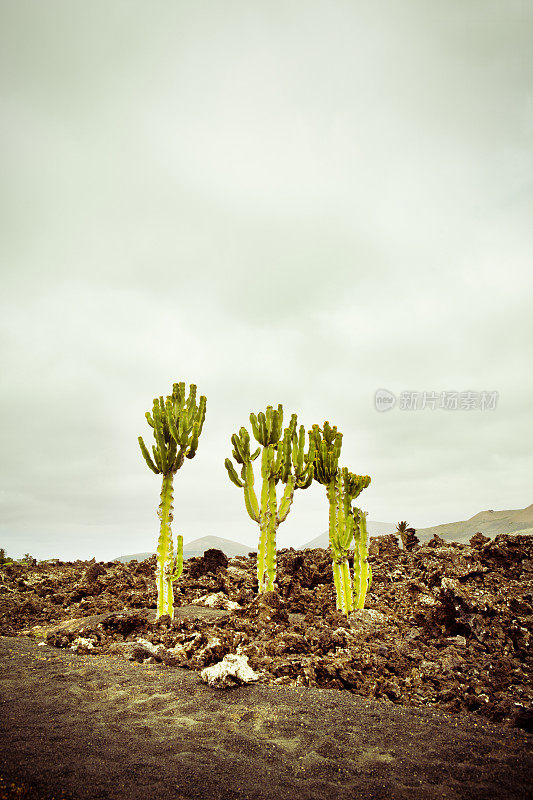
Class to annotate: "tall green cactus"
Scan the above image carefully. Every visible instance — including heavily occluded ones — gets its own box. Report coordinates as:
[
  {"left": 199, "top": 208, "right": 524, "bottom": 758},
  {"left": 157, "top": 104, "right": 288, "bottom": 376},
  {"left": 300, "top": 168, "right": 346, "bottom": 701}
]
[
  {"left": 138, "top": 382, "right": 206, "bottom": 619},
  {"left": 310, "top": 422, "right": 371, "bottom": 615},
  {"left": 225, "top": 404, "right": 314, "bottom": 593}
]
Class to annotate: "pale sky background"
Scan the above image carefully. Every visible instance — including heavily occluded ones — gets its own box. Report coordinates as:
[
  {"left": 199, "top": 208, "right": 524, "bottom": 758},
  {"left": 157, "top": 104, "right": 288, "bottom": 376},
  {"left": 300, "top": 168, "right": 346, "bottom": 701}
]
[{"left": 1, "top": 1, "right": 532, "bottom": 561}]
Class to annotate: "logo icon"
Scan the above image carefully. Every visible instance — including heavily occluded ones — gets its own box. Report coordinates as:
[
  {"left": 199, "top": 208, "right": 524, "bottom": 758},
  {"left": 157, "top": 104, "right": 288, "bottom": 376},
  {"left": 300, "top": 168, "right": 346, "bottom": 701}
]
[{"left": 375, "top": 388, "right": 396, "bottom": 412}]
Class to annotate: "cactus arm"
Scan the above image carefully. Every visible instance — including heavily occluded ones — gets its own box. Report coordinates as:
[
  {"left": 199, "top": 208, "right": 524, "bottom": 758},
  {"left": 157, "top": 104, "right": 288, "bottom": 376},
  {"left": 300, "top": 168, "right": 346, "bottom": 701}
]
[
  {"left": 170, "top": 534, "right": 184, "bottom": 582},
  {"left": 353, "top": 509, "right": 372, "bottom": 609},
  {"left": 249, "top": 412, "right": 261, "bottom": 443},
  {"left": 165, "top": 398, "right": 180, "bottom": 444},
  {"left": 280, "top": 428, "right": 293, "bottom": 483},
  {"left": 195, "top": 394, "right": 207, "bottom": 436},
  {"left": 226, "top": 427, "right": 260, "bottom": 521},
  {"left": 274, "top": 428, "right": 288, "bottom": 478},
  {"left": 336, "top": 471, "right": 347, "bottom": 550},
  {"left": 231, "top": 433, "right": 246, "bottom": 464},
  {"left": 277, "top": 475, "right": 295, "bottom": 523},
  {"left": 292, "top": 424, "right": 305, "bottom": 471},
  {"left": 327, "top": 480, "right": 342, "bottom": 610},
  {"left": 265, "top": 405, "right": 273, "bottom": 438},
  {"left": 297, "top": 469, "right": 314, "bottom": 490},
  {"left": 270, "top": 404, "right": 283, "bottom": 444},
  {"left": 152, "top": 444, "right": 163, "bottom": 472},
  {"left": 327, "top": 480, "right": 338, "bottom": 550},
  {"left": 167, "top": 436, "right": 178, "bottom": 471},
  {"left": 152, "top": 401, "right": 168, "bottom": 474},
  {"left": 177, "top": 407, "right": 190, "bottom": 447},
  {"left": 187, "top": 383, "right": 197, "bottom": 407},
  {"left": 225, "top": 458, "right": 245, "bottom": 488},
  {"left": 258, "top": 412, "right": 267, "bottom": 445},
  {"left": 261, "top": 444, "right": 274, "bottom": 480},
  {"left": 138, "top": 436, "right": 160, "bottom": 474},
  {"left": 243, "top": 462, "right": 260, "bottom": 522},
  {"left": 187, "top": 422, "right": 200, "bottom": 458},
  {"left": 177, "top": 381, "right": 186, "bottom": 408},
  {"left": 329, "top": 474, "right": 353, "bottom": 614},
  {"left": 339, "top": 559, "right": 353, "bottom": 615}
]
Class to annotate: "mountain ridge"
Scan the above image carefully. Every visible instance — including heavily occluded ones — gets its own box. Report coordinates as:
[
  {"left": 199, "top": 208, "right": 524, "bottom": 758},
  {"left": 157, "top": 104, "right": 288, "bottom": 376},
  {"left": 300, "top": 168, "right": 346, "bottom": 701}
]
[
  {"left": 114, "top": 504, "right": 532, "bottom": 561},
  {"left": 113, "top": 535, "right": 252, "bottom": 563},
  {"left": 415, "top": 504, "right": 533, "bottom": 543},
  {"left": 298, "top": 504, "right": 533, "bottom": 549}
]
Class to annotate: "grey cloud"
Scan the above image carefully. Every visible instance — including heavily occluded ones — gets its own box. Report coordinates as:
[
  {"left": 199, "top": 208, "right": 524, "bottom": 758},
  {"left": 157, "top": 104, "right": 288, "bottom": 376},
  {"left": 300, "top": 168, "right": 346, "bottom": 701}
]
[{"left": 0, "top": 1, "right": 531, "bottom": 559}]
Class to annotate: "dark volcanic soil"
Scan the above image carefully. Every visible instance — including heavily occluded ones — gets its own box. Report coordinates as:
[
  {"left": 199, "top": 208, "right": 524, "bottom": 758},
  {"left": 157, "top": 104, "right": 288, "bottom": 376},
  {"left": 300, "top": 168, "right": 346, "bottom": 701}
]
[
  {"left": 1, "top": 534, "right": 532, "bottom": 799},
  {"left": 1, "top": 635, "right": 531, "bottom": 800}
]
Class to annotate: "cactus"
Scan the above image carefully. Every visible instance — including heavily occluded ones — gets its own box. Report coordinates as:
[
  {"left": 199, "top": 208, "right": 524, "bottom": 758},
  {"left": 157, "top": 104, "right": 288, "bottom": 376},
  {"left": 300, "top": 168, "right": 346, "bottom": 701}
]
[
  {"left": 225, "top": 404, "right": 314, "bottom": 593},
  {"left": 310, "top": 422, "right": 371, "bottom": 615},
  {"left": 138, "top": 382, "right": 206, "bottom": 619}
]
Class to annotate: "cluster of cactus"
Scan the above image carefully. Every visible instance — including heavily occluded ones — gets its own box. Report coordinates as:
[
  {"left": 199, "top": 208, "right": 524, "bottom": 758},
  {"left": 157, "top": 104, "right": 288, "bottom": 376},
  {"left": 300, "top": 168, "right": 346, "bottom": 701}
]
[
  {"left": 139, "top": 383, "right": 372, "bottom": 620},
  {"left": 310, "top": 422, "right": 371, "bottom": 614},
  {"left": 138, "top": 382, "right": 206, "bottom": 619},
  {"left": 224, "top": 405, "right": 314, "bottom": 592}
]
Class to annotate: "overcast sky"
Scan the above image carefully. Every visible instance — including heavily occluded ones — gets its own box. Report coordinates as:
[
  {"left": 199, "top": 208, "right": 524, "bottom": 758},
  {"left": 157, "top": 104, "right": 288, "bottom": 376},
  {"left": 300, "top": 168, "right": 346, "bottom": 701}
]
[{"left": 1, "top": 1, "right": 532, "bottom": 561}]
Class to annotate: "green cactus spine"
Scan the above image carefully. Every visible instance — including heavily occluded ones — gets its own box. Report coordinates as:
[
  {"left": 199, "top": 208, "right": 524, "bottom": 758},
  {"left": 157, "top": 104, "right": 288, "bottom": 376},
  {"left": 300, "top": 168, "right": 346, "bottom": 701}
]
[
  {"left": 138, "top": 382, "right": 206, "bottom": 619},
  {"left": 310, "top": 423, "right": 371, "bottom": 615},
  {"left": 225, "top": 405, "right": 314, "bottom": 593}
]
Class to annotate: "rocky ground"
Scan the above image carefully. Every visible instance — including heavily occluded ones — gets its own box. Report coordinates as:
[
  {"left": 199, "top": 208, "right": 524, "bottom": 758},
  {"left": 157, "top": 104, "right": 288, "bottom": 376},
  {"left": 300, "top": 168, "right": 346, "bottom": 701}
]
[{"left": 1, "top": 532, "right": 532, "bottom": 732}]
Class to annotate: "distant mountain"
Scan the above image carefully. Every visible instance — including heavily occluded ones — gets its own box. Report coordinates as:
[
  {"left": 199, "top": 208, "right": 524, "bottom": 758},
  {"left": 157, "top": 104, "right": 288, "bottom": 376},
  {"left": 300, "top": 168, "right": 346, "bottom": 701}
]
[
  {"left": 297, "top": 505, "right": 533, "bottom": 549},
  {"left": 113, "top": 506, "right": 532, "bottom": 562},
  {"left": 299, "top": 520, "right": 396, "bottom": 550},
  {"left": 416, "top": 504, "right": 533, "bottom": 543},
  {"left": 113, "top": 535, "right": 252, "bottom": 563},
  {"left": 113, "top": 551, "right": 155, "bottom": 563}
]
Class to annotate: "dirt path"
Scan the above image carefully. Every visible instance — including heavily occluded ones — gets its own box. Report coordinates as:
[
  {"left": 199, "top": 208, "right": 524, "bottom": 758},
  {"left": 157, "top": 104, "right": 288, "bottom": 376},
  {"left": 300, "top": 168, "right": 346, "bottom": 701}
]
[{"left": 1, "top": 637, "right": 531, "bottom": 800}]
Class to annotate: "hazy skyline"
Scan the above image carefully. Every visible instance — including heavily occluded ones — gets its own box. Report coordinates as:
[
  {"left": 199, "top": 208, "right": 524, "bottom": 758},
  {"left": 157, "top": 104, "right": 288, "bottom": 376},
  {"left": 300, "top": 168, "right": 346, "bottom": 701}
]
[{"left": 1, "top": 1, "right": 532, "bottom": 561}]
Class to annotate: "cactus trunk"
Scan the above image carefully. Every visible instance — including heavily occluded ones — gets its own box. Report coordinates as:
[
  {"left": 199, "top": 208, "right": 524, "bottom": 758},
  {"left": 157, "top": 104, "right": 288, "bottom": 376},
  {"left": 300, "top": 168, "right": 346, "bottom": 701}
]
[
  {"left": 263, "top": 478, "right": 278, "bottom": 592},
  {"left": 327, "top": 478, "right": 354, "bottom": 615},
  {"left": 353, "top": 510, "right": 371, "bottom": 609},
  {"left": 257, "top": 474, "right": 278, "bottom": 593},
  {"left": 155, "top": 473, "right": 184, "bottom": 619},
  {"left": 339, "top": 559, "right": 354, "bottom": 615}
]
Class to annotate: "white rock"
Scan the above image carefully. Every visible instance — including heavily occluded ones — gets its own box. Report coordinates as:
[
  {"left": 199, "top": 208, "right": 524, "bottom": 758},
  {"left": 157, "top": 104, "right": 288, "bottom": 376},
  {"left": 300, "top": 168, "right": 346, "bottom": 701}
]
[
  {"left": 136, "top": 638, "right": 165, "bottom": 656},
  {"left": 349, "top": 608, "right": 387, "bottom": 626},
  {"left": 70, "top": 637, "right": 94, "bottom": 652},
  {"left": 195, "top": 592, "right": 240, "bottom": 611},
  {"left": 200, "top": 653, "right": 259, "bottom": 689},
  {"left": 227, "top": 565, "right": 252, "bottom": 582}
]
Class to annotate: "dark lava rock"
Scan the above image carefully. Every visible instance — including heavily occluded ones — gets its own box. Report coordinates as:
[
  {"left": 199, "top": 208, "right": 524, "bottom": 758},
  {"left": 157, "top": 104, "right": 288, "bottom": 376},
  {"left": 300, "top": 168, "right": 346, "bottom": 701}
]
[
  {"left": 401, "top": 528, "right": 420, "bottom": 551},
  {"left": 426, "top": 534, "right": 447, "bottom": 548},
  {"left": 83, "top": 563, "right": 107, "bottom": 583},
  {"left": 3, "top": 534, "right": 532, "bottom": 730},
  {"left": 189, "top": 548, "right": 228, "bottom": 577},
  {"left": 470, "top": 531, "right": 490, "bottom": 547}
]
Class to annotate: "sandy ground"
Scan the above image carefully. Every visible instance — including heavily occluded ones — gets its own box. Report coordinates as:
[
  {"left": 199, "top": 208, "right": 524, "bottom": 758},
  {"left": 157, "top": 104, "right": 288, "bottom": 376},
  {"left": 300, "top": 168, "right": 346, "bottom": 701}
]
[{"left": 1, "top": 636, "right": 531, "bottom": 800}]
